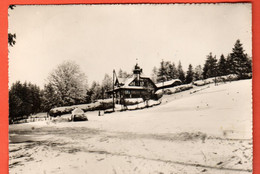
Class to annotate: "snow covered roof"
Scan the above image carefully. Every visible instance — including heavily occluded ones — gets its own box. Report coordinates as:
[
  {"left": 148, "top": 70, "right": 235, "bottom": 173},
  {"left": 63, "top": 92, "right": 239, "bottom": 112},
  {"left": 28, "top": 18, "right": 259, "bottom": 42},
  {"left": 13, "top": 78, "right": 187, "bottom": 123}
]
[
  {"left": 116, "top": 77, "right": 134, "bottom": 86},
  {"left": 117, "top": 78, "right": 129, "bottom": 84},
  {"left": 107, "top": 85, "right": 145, "bottom": 93},
  {"left": 123, "top": 77, "right": 136, "bottom": 87},
  {"left": 119, "top": 86, "right": 146, "bottom": 89},
  {"left": 155, "top": 79, "right": 182, "bottom": 88},
  {"left": 117, "top": 76, "right": 154, "bottom": 87},
  {"left": 116, "top": 77, "right": 137, "bottom": 87}
]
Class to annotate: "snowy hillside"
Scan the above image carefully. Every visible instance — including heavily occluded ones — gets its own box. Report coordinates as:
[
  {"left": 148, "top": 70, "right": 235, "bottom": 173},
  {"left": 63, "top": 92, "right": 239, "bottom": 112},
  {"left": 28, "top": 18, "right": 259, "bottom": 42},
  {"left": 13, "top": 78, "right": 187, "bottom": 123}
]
[
  {"left": 80, "top": 79, "right": 252, "bottom": 139},
  {"left": 9, "top": 79, "right": 252, "bottom": 174}
]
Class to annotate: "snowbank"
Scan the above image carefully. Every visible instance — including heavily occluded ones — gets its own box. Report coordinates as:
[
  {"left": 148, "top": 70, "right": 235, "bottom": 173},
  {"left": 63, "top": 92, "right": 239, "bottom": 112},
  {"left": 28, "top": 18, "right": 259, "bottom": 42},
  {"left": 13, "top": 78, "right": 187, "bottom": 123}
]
[
  {"left": 193, "top": 74, "right": 240, "bottom": 86},
  {"left": 50, "top": 98, "right": 151, "bottom": 116},
  {"left": 124, "top": 98, "right": 144, "bottom": 105},
  {"left": 104, "top": 100, "right": 161, "bottom": 113},
  {"left": 155, "top": 84, "right": 193, "bottom": 96},
  {"left": 127, "top": 100, "right": 161, "bottom": 110}
]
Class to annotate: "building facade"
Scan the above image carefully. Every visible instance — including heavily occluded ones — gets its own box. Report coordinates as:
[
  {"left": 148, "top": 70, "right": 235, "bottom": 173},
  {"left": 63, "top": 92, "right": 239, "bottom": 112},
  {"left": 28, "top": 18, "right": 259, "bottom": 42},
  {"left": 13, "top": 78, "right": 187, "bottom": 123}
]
[{"left": 108, "top": 64, "right": 157, "bottom": 104}]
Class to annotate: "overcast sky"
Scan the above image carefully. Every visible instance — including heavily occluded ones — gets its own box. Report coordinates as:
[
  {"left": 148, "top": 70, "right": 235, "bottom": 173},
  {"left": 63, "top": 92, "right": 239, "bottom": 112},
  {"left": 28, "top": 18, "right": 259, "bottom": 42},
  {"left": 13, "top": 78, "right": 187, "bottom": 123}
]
[{"left": 8, "top": 3, "right": 252, "bottom": 89}]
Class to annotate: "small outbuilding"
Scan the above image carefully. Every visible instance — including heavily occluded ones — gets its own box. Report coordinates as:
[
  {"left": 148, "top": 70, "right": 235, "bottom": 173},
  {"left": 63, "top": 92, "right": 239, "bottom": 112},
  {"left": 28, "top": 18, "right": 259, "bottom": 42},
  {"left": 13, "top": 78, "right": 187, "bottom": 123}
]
[{"left": 155, "top": 79, "right": 182, "bottom": 90}]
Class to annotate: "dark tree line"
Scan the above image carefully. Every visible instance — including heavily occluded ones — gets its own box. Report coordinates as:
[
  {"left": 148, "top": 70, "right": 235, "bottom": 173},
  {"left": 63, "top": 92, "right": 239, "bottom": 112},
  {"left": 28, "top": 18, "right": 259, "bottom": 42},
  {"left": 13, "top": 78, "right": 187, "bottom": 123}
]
[
  {"left": 203, "top": 40, "right": 251, "bottom": 79},
  {"left": 153, "top": 39, "right": 252, "bottom": 84},
  {"left": 154, "top": 60, "right": 202, "bottom": 84},
  {"left": 9, "top": 81, "right": 42, "bottom": 121}
]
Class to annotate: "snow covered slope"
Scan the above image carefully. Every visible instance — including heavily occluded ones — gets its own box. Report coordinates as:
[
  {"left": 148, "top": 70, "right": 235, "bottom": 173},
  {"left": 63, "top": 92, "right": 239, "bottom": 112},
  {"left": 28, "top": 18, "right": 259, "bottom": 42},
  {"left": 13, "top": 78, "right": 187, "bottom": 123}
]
[
  {"left": 9, "top": 79, "right": 252, "bottom": 174},
  {"left": 78, "top": 79, "right": 252, "bottom": 140}
]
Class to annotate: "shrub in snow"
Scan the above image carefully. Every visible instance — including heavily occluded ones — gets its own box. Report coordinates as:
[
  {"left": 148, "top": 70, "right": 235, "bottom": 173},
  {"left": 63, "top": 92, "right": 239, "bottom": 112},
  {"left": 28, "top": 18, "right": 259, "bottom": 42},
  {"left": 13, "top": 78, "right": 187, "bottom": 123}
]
[
  {"left": 194, "top": 78, "right": 215, "bottom": 86},
  {"left": 73, "top": 114, "right": 88, "bottom": 121},
  {"left": 49, "top": 99, "right": 114, "bottom": 117},
  {"left": 176, "top": 84, "right": 193, "bottom": 92},
  {"left": 193, "top": 74, "right": 240, "bottom": 86},
  {"left": 193, "top": 80, "right": 205, "bottom": 86},
  {"left": 204, "top": 78, "right": 215, "bottom": 84},
  {"left": 124, "top": 98, "right": 144, "bottom": 105},
  {"left": 126, "top": 100, "right": 161, "bottom": 110},
  {"left": 155, "top": 91, "right": 163, "bottom": 99},
  {"left": 226, "top": 74, "right": 239, "bottom": 81},
  {"left": 242, "top": 73, "right": 252, "bottom": 79},
  {"left": 51, "top": 117, "right": 70, "bottom": 123},
  {"left": 72, "top": 109, "right": 88, "bottom": 121},
  {"left": 214, "top": 74, "right": 239, "bottom": 83}
]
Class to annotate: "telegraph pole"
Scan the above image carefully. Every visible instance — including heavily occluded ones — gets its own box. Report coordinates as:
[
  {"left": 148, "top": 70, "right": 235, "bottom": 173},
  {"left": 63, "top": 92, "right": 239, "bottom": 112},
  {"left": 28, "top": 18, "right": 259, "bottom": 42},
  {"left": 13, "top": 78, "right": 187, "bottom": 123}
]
[{"left": 112, "top": 69, "right": 115, "bottom": 112}]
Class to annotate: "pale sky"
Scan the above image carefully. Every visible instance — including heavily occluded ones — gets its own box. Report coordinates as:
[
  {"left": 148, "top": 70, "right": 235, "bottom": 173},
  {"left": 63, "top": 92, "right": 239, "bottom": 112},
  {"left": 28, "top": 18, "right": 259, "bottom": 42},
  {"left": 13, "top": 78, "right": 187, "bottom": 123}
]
[{"left": 8, "top": 3, "right": 252, "bottom": 89}]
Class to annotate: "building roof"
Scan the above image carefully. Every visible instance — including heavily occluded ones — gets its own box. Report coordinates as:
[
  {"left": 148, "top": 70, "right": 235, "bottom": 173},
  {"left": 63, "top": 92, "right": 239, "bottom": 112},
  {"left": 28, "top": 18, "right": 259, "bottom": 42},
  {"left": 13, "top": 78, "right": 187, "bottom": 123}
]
[
  {"left": 117, "top": 77, "right": 130, "bottom": 84},
  {"left": 107, "top": 85, "right": 145, "bottom": 93},
  {"left": 116, "top": 77, "right": 135, "bottom": 87},
  {"left": 109, "top": 75, "right": 156, "bottom": 92},
  {"left": 155, "top": 79, "right": 182, "bottom": 88},
  {"left": 117, "top": 76, "right": 156, "bottom": 87},
  {"left": 118, "top": 86, "right": 146, "bottom": 90}
]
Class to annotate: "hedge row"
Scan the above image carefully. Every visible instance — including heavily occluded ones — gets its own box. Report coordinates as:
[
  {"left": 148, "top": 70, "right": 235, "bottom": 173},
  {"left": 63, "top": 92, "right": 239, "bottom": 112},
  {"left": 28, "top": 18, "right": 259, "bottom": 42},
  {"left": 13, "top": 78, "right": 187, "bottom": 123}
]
[
  {"left": 193, "top": 74, "right": 240, "bottom": 86},
  {"left": 49, "top": 99, "right": 114, "bottom": 117}
]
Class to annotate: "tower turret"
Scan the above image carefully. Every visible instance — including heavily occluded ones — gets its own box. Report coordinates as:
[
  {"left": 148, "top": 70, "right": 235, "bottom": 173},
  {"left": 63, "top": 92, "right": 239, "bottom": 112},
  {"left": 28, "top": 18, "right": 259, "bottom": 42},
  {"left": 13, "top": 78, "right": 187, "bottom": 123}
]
[{"left": 133, "top": 63, "right": 142, "bottom": 86}]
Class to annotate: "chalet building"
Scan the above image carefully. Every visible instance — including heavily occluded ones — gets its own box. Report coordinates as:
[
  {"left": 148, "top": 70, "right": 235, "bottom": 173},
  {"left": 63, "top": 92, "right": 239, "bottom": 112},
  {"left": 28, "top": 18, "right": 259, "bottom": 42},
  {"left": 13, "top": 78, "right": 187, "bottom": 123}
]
[
  {"left": 108, "top": 64, "right": 157, "bottom": 103},
  {"left": 108, "top": 64, "right": 182, "bottom": 104}
]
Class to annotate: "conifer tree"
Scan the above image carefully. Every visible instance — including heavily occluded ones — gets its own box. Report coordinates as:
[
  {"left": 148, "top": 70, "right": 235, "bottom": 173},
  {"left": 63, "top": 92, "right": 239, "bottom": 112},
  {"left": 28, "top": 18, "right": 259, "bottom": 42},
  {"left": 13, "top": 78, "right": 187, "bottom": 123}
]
[
  {"left": 177, "top": 61, "right": 185, "bottom": 83},
  {"left": 226, "top": 54, "right": 234, "bottom": 74},
  {"left": 229, "top": 39, "right": 251, "bottom": 78},
  {"left": 245, "top": 55, "right": 252, "bottom": 73},
  {"left": 157, "top": 60, "right": 167, "bottom": 83},
  {"left": 185, "top": 64, "right": 194, "bottom": 84},
  {"left": 203, "top": 53, "right": 218, "bottom": 79},
  {"left": 42, "top": 83, "right": 61, "bottom": 111},
  {"left": 218, "top": 54, "right": 227, "bottom": 76},
  {"left": 168, "top": 62, "right": 178, "bottom": 79},
  {"left": 28, "top": 82, "right": 42, "bottom": 114}
]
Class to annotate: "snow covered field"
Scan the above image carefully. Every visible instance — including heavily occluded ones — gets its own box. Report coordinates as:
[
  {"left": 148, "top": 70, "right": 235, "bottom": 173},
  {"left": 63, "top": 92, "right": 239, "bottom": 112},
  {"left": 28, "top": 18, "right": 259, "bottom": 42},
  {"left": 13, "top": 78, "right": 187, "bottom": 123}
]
[{"left": 9, "top": 79, "right": 252, "bottom": 174}]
